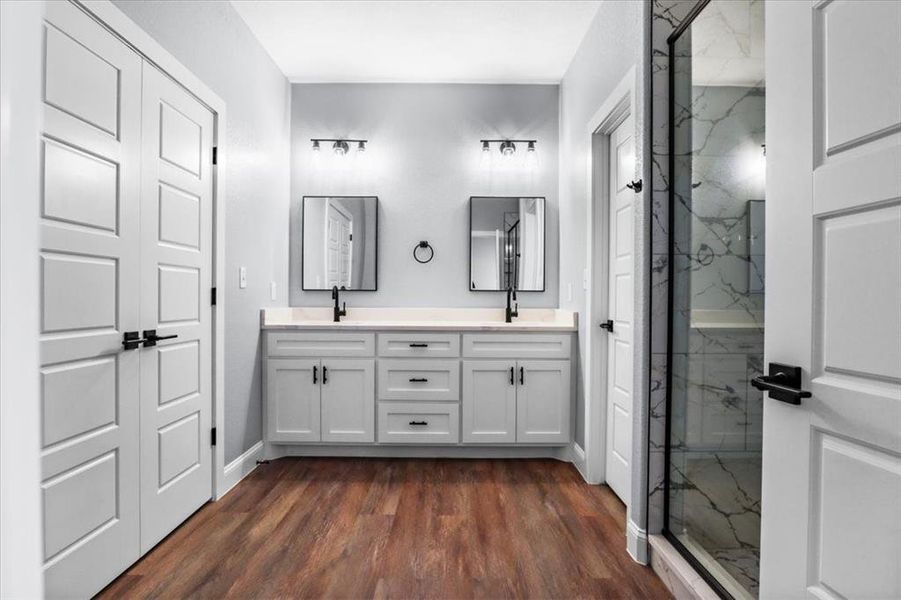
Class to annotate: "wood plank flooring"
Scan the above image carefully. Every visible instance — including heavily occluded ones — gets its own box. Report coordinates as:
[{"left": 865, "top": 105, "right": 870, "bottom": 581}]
[{"left": 98, "top": 458, "right": 670, "bottom": 599}]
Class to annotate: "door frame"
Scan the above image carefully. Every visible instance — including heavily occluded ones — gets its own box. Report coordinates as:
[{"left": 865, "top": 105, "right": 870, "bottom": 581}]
[
  {"left": 583, "top": 66, "right": 638, "bottom": 487},
  {"left": 76, "top": 0, "right": 230, "bottom": 499}
]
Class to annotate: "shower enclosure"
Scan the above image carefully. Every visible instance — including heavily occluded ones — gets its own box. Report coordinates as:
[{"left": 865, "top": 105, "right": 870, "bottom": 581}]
[{"left": 664, "top": 0, "right": 765, "bottom": 598}]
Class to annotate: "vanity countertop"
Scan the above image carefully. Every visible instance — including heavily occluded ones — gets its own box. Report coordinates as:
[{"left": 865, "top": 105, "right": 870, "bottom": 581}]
[{"left": 261, "top": 307, "right": 578, "bottom": 332}]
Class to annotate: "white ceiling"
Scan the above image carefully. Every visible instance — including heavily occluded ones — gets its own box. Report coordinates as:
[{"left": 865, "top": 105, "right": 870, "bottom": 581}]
[{"left": 230, "top": 1, "right": 602, "bottom": 84}]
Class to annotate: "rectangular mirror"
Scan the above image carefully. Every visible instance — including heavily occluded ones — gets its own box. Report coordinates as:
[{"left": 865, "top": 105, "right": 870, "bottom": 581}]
[
  {"left": 300, "top": 196, "right": 378, "bottom": 290},
  {"left": 469, "top": 196, "right": 545, "bottom": 291}
]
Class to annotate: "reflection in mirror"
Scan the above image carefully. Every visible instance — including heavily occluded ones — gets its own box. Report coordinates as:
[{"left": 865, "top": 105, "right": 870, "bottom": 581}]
[
  {"left": 300, "top": 196, "right": 378, "bottom": 290},
  {"left": 469, "top": 197, "right": 545, "bottom": 291}
]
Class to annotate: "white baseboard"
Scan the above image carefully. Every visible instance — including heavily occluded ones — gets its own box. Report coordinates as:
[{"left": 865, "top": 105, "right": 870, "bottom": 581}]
[
  {"left": 216, "top": 441, "right": 263, "bottom": 499},
  {"left": 627, "top": 519, "right": 649, "bottom": 564},
  {"left": 271, "top": 444, "right": 570, "bottom": 460},
  {"left": 570, "top": 442, "right": 589, "bottom": 482}
]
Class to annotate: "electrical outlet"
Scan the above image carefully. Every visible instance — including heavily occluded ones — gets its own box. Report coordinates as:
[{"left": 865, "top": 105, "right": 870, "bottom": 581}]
[{"left": 239, "top": 267, "right": 247, "bottom": 289}]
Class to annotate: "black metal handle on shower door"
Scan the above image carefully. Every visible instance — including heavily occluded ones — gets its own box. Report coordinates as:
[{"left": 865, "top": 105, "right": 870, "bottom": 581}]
[
  {"left": 322, "top": 366, "right": 328, "bottom": 384},
  {"left": 313, "top": 365, "right": 318, "bottom": 384},
  {"left": 142, "top": 330, "right": 178, "bottom": 347},
  {"left": 751, "top": 362, "right": 811, "bottom": 405},
  {"left": 409, "top": 343, "right": 429, "bottom": 348},
  {"left": 409, "top": 421, "right": 428, "bottom": 426},
  {"left": 519, "top": 366, "right": 525, "bottom": 386},
  {"left": 599, "top": 320, "right": 614, "bottom": 332},
  {"left": 409, "top": 378, "right": 428, "bottom": 383}
]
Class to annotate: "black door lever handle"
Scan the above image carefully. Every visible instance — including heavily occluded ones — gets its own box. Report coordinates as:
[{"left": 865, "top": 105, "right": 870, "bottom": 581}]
[
  {"left": 142, "top": 330, "right": 178, "bottom": 347},
  {"left": 599, "top": 320, "right": 614, "bottom": 332},
  {"left": 751, "top": 363, "right": 811, "bottom": 405}
]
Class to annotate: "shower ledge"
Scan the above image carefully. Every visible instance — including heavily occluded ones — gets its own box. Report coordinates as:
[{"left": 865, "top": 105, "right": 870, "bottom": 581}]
[
  {"left": 689, "top": 309, "right": 764, "bottom": 329},
  {"left": 261, "top": 307, "right": 578, "bottom": 332}
]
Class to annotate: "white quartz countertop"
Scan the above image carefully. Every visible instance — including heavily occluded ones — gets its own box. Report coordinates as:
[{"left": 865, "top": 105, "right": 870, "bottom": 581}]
[{"left": 261, "top": 307, "right": 578, "bottom": 332}]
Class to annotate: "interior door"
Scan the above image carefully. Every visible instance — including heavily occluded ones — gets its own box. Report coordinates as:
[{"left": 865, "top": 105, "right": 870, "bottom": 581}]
[
  {"left": 266, "top": 358, "right": 320, "bottom": 442},
  {"left": 139, "top": 62, "right": 214, "bottom": 553},
  {"left": 462, "top": 361, "right": 516, "bottom": 443},
  {"left": 761, "top": 1, "right": 901, "bottom": 597},
  {"left": 325, "top": 200, "right": 352, "bottom": 288},
  {"left": 320, "top": 359, "right": 375, "bottom": 442},
  {"left": 516, "top": 360, "right": 571, "bottom": 444},
  {"left": 604, "top": 114, "right": 635, "bottom": 505},
  {"left": 39, "top": 2, "right": 142, "bottom": 596}
]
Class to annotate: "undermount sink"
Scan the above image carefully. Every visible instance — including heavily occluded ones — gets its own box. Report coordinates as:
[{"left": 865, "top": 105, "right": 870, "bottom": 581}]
[{"left": 261, "top": 307, "right": 578, "bottom": 331}]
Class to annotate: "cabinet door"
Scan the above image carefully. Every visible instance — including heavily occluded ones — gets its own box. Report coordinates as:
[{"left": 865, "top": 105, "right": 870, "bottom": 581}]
[
  {"left": 516, "top": 361, "right": 571, "bottom": 444},
  {"left": 321, "top": 359, "right": 375, "bottom": 442},
  {"left": 266, "top": 359, "right": 320, "bottom": 442},
  {"left": 462, "top": 361, "right": 516, "bottom": 443}
]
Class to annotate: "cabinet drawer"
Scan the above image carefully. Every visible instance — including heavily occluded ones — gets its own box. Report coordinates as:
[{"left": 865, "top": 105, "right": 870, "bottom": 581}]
[
  {"left": 377, "top": 359, "right": 460, "bottom": 401},
  {"left": 462, "top": 334, "right": 572, "bottom": 359},
  {"left": 378, "top": 402, "right": 459, "bottom": 444},
  {"left": 266, "top": 332, "right": 375, "bottom": 357},
  {"left": 377, "top": 333, "right": 460, "bottom": 358}
]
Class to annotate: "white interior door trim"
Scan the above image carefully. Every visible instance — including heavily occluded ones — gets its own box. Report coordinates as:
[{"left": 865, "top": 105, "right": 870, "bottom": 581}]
[
  {"left": 584, "top": 66, "right": 638, "bottom": 488},
  {"left": 75, "top": 0, "right": 230, "bottom": 499}
]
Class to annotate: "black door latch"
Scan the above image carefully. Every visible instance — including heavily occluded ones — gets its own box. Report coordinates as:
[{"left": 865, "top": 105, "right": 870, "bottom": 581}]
[{"left": 751, "top": 362, "right": 812, "bottom": 405}]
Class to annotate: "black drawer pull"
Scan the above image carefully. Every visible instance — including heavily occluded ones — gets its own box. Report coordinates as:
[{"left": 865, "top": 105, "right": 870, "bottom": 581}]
[
  {"left": 409, "top": 343, "right": 429, "bottom": 348},
  {"left": 322, "top": 365, "right": 328, "bottom": 384},
  {"left": 519, "top": 366, "right": 524, "bottom": 385},
  {"left": 409, "top": 377, "right": 428, "bottom": 383},
  {"left": 510, "top": 366, "right": 515, "bottom": 385},
  {"left": 409, "top": 420, "right": 428, "bottom": 426},
  {"left": 313, "top": 365, "right": 318, "bottom": 384}
]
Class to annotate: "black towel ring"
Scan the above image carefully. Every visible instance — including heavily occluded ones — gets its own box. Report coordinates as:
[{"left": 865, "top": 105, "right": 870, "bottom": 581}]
[{"left": 413, "top": 241, "right": 434, "bottom": 264}]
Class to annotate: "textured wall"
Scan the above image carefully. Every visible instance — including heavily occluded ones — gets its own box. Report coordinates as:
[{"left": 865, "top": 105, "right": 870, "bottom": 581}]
[
  {"left": 289, "top": 83, "right": 559, "bottom": 308},
  {"left": 112, "top": 1, "right": 292, "bottom": 464}
]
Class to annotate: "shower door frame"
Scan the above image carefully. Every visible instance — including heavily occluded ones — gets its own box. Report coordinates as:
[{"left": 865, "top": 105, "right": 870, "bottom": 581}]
[{"left": 661, "top": 0, "right": 742, "bottom": 598}]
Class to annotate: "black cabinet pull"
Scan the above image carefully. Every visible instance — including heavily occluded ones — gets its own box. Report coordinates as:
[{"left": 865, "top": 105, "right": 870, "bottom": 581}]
[
  {"left": 313, "top": 365, "right": 318, "bottom": 384},
  {"left": 142, "top": 329, "right": 178, "bottom": 347},
  {"left": 322, "top": 366, "right": 328, "bottom": 384},
  {"left": 519, "top": 366, "right": 524, "bottom": 385},
  {"left": 409, "top": 343, "right": 429, "bottom": 348},
  {"left": 751, "top": 362, "right": 811, "bottom": 405},
  {"left": 509, "top": 366, "right": 515, "bottom": 385},
  {"left": 409, "top": 377, "right": 428, "bottom": 383},
  {"left": 409, "top": 421, "right": 428, "bottom": 426}
]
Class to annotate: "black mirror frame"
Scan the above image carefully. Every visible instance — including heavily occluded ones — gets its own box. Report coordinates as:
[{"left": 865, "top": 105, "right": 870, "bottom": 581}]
[
  {"left": 300, "top": 195, "right": 379, "bottom": 291},
  {"left": 468, "top": 196, "right": 547, "bottom": 293}
]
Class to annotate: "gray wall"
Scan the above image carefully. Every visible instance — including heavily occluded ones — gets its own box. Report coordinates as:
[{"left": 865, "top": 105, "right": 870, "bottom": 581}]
[
  {"left": 289, "top": 84, "right": 559, "bottom": 307},
  {"left": 113, "top": 1, "right": 292, "bottom": 464}
]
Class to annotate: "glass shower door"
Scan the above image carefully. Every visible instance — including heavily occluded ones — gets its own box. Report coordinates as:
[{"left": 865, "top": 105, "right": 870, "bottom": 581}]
[{"left": 665, "top": 1, "right": 766, "bottom": 598}]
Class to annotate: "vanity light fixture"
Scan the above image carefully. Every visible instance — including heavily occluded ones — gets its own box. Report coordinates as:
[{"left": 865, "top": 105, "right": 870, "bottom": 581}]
[
  {"left": 479, "top": 139, "right": 537, "bottom": 157},
  {"left": 310, "top": 138, "right": 368, "bottom": 156}
]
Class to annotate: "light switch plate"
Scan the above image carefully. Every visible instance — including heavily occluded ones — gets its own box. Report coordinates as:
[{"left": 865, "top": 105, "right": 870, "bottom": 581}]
[
  {"left": 270, "top": 281, "right": 277, "bottom": 300},
  {"left": 239, "top": 267, "right": 247, "bottom": 289},
  {"left": 582, "top": 268, "right": 589, "bottom": 290}
]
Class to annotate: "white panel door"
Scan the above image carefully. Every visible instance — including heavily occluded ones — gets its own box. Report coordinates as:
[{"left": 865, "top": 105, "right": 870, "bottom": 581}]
[
  {"left": 462, "top": 361, "right": 516, "bottom": 443},
  {"left": 516, "top": 361, "right": 571, "bottom": 444},
  {"left": 266, "top": 359, "right": 321, "bottom": 442},
  {"left": 39, "top": 2, "right": 142, "bottom": 597},
  {"left": 762, "top": 2, "right": 901, "bottom": 598},
  {"left": 321, "top": 359, "right": 375, "bottom": 442},
  {"left": 139, "top": 63, "right": 214, "bottom": 553},
  {"left": 325, "top": 200, "right": 352, "bottom": 288},
  {"left": 604, "top": 114, "right": 635, "bottom": 504}
]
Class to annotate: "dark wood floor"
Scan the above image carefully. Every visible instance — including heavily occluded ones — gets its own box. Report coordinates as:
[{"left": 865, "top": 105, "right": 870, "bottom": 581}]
[{"left": 99, "top": 458, "right": 670, "bottom": 599}]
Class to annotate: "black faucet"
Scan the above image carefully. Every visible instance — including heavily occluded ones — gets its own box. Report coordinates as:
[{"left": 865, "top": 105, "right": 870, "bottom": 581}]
[
  {"left": 505, "top": 287, "right": 519, "bottom": 323},
  {"left": 332, "top": 286, "right": 346, "bottom": 322}
]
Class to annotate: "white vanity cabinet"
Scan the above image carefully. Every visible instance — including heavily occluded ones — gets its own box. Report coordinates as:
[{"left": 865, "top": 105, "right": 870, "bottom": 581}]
[{"left": 262, "top": 314, "right": 576, "bottom": 451}]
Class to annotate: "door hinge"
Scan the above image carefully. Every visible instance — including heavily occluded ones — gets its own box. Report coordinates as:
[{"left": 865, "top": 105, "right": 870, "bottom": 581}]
[
  {"left": 211, "top": 287, "right": 217, "bottom": 306},
  {"left": 212, "top": 146, "right": 218, "bottom": 165},
  {"left": 211, "top": 427, "right": 217, "bottom": 446}
]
